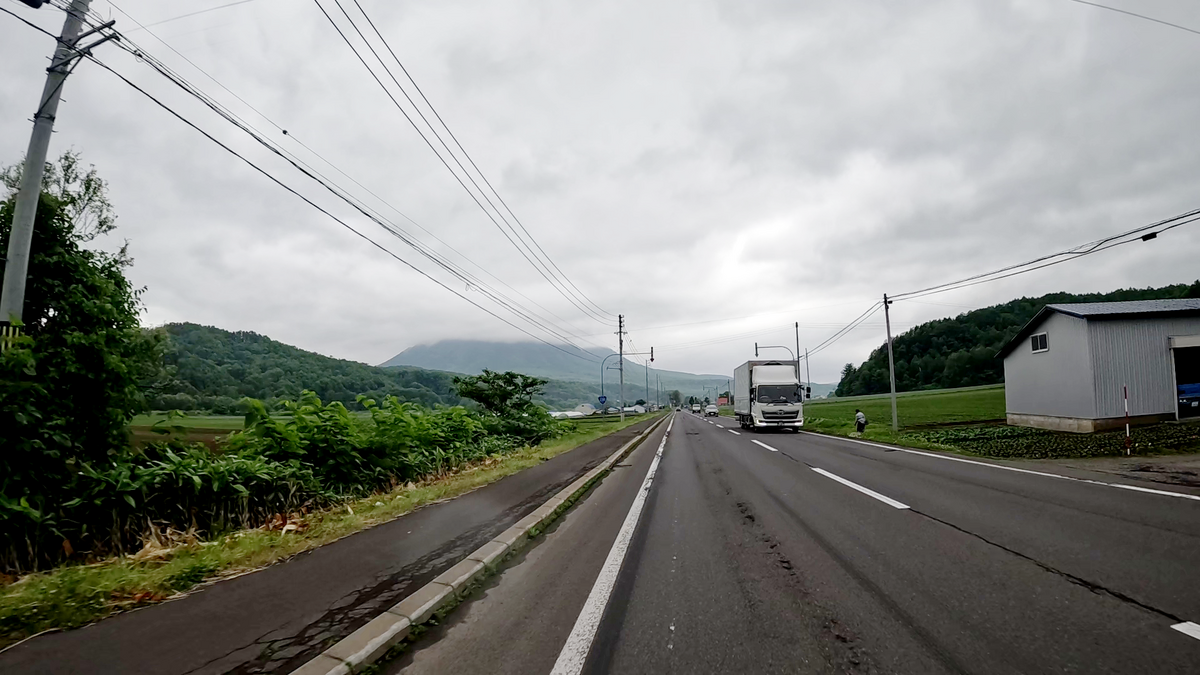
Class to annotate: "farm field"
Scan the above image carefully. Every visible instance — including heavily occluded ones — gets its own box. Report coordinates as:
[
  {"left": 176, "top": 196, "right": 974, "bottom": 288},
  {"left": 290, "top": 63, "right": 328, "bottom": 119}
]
[
  {"left": 804, "top": 384, "right": 1006, "bottom": 429},
  {"left": 720, "top": 385, "right": 1200, "bottom": 460}
]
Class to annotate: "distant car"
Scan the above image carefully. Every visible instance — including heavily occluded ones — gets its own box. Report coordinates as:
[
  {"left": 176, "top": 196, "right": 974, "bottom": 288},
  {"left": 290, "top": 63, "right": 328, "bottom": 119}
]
[
  {"left": 691, "top": 404, "right": 701, "bottom": 414},
  {"left": 704, "top": 405, "right": 719, "bottom": 417}
]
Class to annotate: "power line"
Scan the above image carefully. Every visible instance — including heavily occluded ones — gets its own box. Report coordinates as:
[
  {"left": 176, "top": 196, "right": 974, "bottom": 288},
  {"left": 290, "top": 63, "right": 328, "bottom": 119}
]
[
  {"left": 1065, "top": 0, "right": 1200, "bottom": 37},
  {"left": 808, "top": 303, "right": 884, "bottom": 357},
  {"left": 78, "top": 50, "right": 603, "bottom": 363},
  {"left": 312, "top": 0, "right": 614, "bottom": 326},
  {"left": 5, "top": 4, "right": 608, "bottom": 359},
  {"left": 344, "top": 0, "right": 616, "bottom": 321},
  {"left": 100, "top": 1, "right": 610, "bottom": 353},
  {"left": 127, "top": 0, "right": 262, "bottom": 33},
  {"left": 891, "top": 208, "right": 1200, "bottom": 302}
]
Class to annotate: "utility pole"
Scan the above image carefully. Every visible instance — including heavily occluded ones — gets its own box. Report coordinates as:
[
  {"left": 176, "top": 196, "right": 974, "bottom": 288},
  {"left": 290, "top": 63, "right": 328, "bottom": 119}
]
[
  {"left": 618, "top": 314, "right": 625, "bottom": 422},
  {"left": 1, "top": 0, "right": 99, "bottom": 331},
  {"left": 884, "top": 294, "right": 898, "bottom": 431},
  {"left": 795, "top": 321, "right": 802, "bottom": 390}
]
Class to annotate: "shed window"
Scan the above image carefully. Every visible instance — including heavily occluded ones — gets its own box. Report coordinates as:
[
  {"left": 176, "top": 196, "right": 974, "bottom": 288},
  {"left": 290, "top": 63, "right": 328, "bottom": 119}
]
[{"left": 1031, "top": 332, "right": 1048, "bottom": 353}]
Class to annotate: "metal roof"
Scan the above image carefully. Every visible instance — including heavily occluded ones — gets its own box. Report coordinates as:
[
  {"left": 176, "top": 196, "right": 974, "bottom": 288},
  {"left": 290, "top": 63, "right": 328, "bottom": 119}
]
[
  {"left": 1046, "top": 298, "right": 1200, "bottom": 318},
  {"left": 997, "top": 299, "right": 1200, "bottom": 358}
]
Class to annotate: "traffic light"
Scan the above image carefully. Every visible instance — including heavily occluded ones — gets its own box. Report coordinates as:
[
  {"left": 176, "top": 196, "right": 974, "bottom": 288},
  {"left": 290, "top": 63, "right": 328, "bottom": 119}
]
[{"left": 19, "top": 1, "right": 46, "bottom": 8}]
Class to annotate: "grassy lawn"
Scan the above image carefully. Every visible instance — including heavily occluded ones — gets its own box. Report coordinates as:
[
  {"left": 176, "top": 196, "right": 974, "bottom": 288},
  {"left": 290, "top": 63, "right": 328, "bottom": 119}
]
[
  {"left": 722, "top": 385, "right": 1200, "bottom": 461},
  {"left": 804, "top": 384, "right": 1006, "bottom": 429},
  {"left": 0, "top": 413, "right": 662, "bottom": 647}
]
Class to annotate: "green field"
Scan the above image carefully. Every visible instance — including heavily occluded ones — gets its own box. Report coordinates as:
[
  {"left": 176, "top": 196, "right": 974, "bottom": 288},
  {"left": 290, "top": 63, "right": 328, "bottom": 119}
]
[
  {"left": 133, "top": 414, "right": 248, "bottom": 429},
  {"left": 804, "top": 384, "right": 1006, "bottom": 429},
  {"left": 720, "top": 385, "right": 1199, "bottom": 459}
]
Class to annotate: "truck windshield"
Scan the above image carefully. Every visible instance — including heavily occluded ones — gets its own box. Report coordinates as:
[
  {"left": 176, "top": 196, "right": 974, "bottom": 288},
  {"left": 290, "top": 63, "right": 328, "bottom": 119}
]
[{"left": 757, "top": 385, "right": 799, "bottom": 404}]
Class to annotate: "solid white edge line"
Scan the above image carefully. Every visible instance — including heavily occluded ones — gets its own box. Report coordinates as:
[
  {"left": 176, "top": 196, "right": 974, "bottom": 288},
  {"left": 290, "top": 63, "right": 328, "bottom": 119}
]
[
  {"left": 1171, "top": 621, "right": 1200, "bottom": 641},
  {"left": 811, "top": 467, "right": 910, "bottom": 510},
  {"left": 728, "top": 429, "right": 741, "bottom": 435},
  {"left": 798, "top": 431, "right": 1200, "bottom": 502},
  {"left": 751, "top": 439, "right": 779, "bottom": 452},
  {"left": 550, "top": 418, "right": 671, "bottom": 675}
]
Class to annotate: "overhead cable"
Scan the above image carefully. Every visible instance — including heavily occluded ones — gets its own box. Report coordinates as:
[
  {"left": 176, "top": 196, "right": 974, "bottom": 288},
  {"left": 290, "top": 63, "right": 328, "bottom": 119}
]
[
  {"left": 79, "top": 51, "right": 603, "bottom": 363},
  {"left": 312, "top": 0, "right": 614, "bottom": 326},
  {"left": 891, "top": 208, "right": 1200, "bottom": 302},
  {"left": 101, "top": 2, "right": 610, "bottom": 354},
  {"left": 344, "top": 0, "right": 616, "bottom": 321}
]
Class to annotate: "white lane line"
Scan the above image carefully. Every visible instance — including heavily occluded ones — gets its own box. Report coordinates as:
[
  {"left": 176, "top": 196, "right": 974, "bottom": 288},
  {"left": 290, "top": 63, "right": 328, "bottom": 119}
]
[
  {"left": 1172, "top": 622, "right": 1200, "bottom": 641},
  {"left": 728, "top": 429, "right": 741, "bottom": 436},
  {"left": 811, "top": 467, "right": 910, "bottom": 510},
  {"left": 715, "top": 425, "right": 724, "bottom": 429},
  {"left": 751, "top": 440, "right": 779, "bottom": 452},
  {"left": 799, "top": 431, "right": 1200, "bottom": 502},
  {"left": 551, "top": 415, "right": 671, "bottom": 675}
]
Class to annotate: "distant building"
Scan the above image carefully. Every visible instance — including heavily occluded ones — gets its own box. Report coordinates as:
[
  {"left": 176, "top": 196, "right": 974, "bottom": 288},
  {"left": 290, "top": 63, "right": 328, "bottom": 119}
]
[
  {"left": 717, "top": 396, "right": 729, "bottom": 405},
  {"left": 997, "top": 299, "right": 1200, "bottom": 432}
]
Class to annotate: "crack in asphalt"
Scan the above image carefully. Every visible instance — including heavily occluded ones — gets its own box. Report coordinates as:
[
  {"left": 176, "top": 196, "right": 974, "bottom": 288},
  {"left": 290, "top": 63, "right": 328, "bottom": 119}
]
[{"left": 911, "top": 509, "right": 1186, "bottom": 624}]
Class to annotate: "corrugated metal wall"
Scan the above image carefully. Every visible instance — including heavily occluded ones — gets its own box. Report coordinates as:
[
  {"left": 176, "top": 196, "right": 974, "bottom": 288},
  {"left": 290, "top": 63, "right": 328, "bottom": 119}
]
[
  {"left": 1088, "top": 317, "right": 1200, "bottom": 418},
  {"left": 1004, "top": 313, "right": 1096, "bottom": 418}
]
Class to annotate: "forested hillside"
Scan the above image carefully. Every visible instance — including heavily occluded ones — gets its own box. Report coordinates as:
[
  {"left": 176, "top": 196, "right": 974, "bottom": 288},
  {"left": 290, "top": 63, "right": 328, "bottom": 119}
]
[
  {"left": 147, "top": 324, "right": 626, "bottom": 413},
  {"left": 835, "top": 281, "right": 1200, "bottom": 397},
  {"left": 149, "top": 323, "right": 468, "bottom": 413}
]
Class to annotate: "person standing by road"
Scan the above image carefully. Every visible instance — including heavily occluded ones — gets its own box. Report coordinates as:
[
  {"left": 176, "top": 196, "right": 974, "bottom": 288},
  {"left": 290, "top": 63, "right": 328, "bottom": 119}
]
[{"left": 854, "top": 409, "right": 867, "bottom": 435}]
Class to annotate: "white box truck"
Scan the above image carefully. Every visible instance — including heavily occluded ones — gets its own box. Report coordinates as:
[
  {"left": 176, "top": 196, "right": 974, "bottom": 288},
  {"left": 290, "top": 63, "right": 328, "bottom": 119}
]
[{"left": 733, "top": 360, "right": 806, "bottom": 430}]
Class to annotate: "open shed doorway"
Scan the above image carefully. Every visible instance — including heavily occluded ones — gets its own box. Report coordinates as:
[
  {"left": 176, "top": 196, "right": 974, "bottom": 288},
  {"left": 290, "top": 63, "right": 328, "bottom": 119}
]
[{"left": 1176, "top": 346, "right": 1200, "bottom": 419}]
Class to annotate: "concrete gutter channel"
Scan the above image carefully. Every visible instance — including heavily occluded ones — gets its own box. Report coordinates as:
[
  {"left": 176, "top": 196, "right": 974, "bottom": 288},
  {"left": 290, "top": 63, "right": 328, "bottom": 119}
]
[{"left": 291, "top": 415, "right": 669, "bottom": 675}]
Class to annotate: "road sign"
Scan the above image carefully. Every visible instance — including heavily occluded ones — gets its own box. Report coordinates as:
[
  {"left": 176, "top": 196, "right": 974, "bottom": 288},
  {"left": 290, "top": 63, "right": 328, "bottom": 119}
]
[{"left": 598, "top": 395, "right": 607, "bottom": 404}]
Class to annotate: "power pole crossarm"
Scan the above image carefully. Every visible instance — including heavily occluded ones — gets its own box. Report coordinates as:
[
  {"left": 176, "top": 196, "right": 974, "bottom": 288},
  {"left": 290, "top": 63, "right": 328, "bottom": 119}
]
[{"left": 1, "top": 0, "right": 94, "bottom": 327}]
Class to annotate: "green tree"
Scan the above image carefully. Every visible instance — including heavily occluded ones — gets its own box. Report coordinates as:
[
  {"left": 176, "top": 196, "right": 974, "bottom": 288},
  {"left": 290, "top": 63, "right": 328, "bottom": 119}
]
[
  {"left": 452, "top": 369, "right": 561, "bottom": 443},
  {"left": 1, "top": 152, "right": 162, "bottom": 567},
  {"left": 452, "top": 369, "right": 548, "bottom": 416}
]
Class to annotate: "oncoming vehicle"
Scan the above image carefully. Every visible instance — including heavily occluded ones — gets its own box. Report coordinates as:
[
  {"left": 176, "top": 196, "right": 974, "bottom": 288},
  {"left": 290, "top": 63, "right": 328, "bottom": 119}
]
[
  {"left": 691, "top": 404, "right": 702, "bottom": 414},
  {"left": 704, "top": 404, "right": 719, "bottom": 416},
  {"left": 733, "top": 359, "right": 808, "bottom": 431}
]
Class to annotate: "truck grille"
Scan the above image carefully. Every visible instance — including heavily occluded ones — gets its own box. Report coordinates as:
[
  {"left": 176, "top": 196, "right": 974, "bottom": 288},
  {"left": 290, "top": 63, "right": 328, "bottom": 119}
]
[{"left": 762, "top": 410, "right": 798, "bottom": 421}]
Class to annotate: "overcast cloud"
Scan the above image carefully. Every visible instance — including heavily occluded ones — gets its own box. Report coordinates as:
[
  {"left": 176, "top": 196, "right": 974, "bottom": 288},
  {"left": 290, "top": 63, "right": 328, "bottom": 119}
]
[{"left": 2, "top": 0, "right": 1198, "bottom": 382}]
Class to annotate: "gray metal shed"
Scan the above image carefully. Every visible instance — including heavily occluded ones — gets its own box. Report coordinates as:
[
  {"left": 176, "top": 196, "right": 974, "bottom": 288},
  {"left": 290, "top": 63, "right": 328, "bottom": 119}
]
[{"left": 997, "top": 299, "right": 1200, "bottom": 432}]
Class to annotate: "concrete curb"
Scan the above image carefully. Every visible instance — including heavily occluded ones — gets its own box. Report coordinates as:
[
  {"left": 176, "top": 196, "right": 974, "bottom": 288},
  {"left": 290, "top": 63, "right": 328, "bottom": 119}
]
[{"left": 290, "top": 414, "right": 670, "bottom": 675}]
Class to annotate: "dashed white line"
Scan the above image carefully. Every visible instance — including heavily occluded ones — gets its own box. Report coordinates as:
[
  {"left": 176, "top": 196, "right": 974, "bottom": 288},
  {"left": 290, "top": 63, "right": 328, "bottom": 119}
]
[
  {"left": 550, "top": 417, "right": 671, "bottom": 675},
  {"left": 751, "top": 440, "right": 779, "bottom": 452},
  {"left": 728, "top": 429, "right": 741, "bottom": 436},
  {"left": 715, "top": 425, "right": 724, "bottom": 429},
  {"left": 1172, "top": 621, "right": 1200, "bottom": 641},
  {"left": 799, "top": 431, "right": 1200, "bottom": 502},
  {"left": 810, "top": 467, "right": 910, "bottom": 509}
]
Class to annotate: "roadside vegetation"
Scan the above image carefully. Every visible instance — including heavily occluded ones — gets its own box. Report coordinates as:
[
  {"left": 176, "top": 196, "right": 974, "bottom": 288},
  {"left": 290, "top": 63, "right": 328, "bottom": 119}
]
[
  {"left": 0, "top": 412, "right": 655, "bottom": 648},
  {"left": 801, "top": 385, "right": 1200, "bottom": 459},
  {"left": 0, "top": 154, "right": 664, "bottom": 647}
]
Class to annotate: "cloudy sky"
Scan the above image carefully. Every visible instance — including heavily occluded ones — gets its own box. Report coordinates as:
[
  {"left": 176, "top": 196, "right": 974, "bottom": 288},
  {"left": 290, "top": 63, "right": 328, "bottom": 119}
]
[{"left": 3, "top": 0, "right": 1198, "bottom": 382}]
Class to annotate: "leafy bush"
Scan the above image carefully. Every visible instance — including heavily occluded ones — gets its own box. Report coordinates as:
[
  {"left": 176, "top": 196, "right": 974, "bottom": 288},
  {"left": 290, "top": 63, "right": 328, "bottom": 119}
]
[{"left": 452, "top": 369, "right": 566, "bottom": 444}]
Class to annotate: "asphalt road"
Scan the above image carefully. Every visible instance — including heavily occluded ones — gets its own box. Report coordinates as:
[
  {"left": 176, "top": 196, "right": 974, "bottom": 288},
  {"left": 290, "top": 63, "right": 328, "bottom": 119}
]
[
  {"left": 0, "top": 417, "right": 659, "bottom": 675},
  {"left": 388, "top": 411, "right": 1200, "bottom": 674}
]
